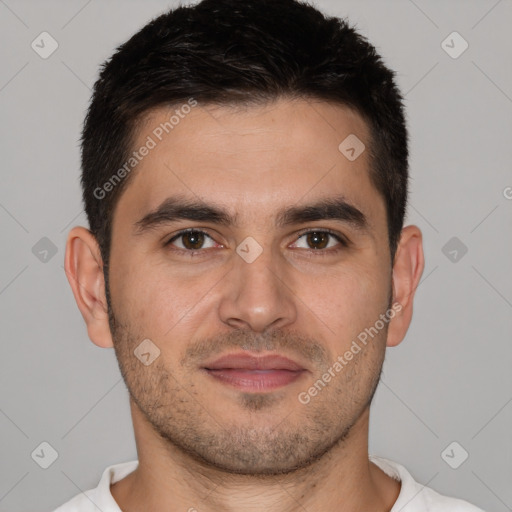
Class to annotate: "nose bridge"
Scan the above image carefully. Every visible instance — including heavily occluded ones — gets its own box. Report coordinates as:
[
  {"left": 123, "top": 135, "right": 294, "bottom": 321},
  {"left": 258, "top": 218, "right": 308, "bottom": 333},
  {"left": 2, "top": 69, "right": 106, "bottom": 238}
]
[
  {"left": 238, "top": 241, "right": 281, "bottom": 292},
  {"left": 218, "top": 238, "right": 297, "bottom": 332}
]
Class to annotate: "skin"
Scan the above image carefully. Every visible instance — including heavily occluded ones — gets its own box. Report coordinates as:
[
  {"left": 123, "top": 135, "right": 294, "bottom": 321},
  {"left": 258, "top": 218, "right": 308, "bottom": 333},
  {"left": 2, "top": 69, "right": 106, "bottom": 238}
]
[{"left": 65, "top": 98, "right": 424, "bottom": 512}]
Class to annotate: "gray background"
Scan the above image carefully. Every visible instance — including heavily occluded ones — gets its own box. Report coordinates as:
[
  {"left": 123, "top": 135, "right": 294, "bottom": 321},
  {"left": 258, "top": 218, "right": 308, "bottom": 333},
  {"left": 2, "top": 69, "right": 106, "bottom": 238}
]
[{"left": 0, "top": 0, "right": 511, "bottom": 510}]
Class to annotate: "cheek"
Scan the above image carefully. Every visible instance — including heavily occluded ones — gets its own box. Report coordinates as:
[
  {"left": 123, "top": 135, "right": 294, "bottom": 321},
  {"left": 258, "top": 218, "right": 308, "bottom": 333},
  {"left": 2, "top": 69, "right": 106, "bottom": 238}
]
[
  {"left": 306, "top": 264, "right": 388, "bottom": 344},
  {"left": 115, "top": 261, "right": 221, "bottom": 340}
]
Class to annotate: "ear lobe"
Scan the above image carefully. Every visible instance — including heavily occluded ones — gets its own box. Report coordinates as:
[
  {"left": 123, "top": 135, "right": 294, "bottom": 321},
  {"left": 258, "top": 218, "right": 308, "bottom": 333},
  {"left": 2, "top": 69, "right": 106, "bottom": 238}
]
[
  {"left": 64, "top": 226, "right": 114, "bottom": 348},
  {"left": 386, "top": 225, "right": 425, "bottom": 348}
]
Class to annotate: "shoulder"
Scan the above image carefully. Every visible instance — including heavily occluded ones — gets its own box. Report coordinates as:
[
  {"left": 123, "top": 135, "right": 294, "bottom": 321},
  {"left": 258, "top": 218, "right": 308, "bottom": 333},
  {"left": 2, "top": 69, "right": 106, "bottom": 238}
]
[
  {"left": 52, "top": 492, "right": 97, "bottom": 512},
  {"left": 51, "top": 460, "right": 139, "bottom": 512},
  {"left": 370, "top": 455, "right": 486, "bottom": 512},
  {"left": 421, "top": 488, "right": 487, "bottom": 511}
]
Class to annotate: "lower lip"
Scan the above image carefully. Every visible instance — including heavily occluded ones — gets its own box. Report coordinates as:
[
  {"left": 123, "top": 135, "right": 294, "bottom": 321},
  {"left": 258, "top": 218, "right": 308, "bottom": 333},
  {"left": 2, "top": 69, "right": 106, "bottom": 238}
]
[{"left": 204, "top": 368, "right": 306, "bottom": 392}]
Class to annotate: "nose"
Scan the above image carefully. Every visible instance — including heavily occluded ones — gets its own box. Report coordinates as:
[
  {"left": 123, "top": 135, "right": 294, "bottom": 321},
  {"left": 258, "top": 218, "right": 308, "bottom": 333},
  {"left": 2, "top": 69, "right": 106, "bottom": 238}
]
[{"left": 217, "top": 243, "right": 298, "bottom": 333}]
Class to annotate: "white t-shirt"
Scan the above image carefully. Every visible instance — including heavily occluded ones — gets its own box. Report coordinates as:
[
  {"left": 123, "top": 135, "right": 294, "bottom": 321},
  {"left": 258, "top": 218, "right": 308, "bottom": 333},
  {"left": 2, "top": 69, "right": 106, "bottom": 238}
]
[{"left": 53, "top": 455, "right": 485, "bottom": 511}]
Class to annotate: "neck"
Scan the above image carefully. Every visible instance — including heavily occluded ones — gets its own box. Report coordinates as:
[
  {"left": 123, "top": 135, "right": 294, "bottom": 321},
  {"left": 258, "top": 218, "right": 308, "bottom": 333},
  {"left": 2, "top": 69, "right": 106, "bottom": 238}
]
[{"left": 110, "top": 404, "right": 400, "bottom": 512}]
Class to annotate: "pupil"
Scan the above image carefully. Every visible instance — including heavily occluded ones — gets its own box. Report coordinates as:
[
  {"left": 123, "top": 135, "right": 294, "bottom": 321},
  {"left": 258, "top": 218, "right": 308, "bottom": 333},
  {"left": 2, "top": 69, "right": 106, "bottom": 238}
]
[
  {"left": 307, "top": 232, "right": 328, "bottom": 249},
  {"left": 183, "top": 231, "right": 204, "bottom": 250}
]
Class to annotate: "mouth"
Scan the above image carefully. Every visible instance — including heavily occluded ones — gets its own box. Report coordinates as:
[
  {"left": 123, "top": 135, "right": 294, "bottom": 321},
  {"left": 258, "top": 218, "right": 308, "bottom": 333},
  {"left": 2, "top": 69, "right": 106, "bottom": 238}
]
[{"left": 201, "top": 352, "right": 308, "bottom": 392}]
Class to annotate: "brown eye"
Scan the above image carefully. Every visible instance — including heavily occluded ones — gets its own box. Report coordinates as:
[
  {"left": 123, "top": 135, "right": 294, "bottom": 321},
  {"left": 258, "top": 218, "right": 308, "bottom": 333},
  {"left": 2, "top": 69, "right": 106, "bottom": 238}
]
[
  {"left": 166, "top": 229, "right": 218, "bottom": 252},
  {"left": 290, "top": 229, "right": 347, "bottom": 254},
  {"left": 181, "top": 231, "right": 205, "bottom": 250},
  {"left": 305, "top": 231, "right": 329, "bottom": 250}
]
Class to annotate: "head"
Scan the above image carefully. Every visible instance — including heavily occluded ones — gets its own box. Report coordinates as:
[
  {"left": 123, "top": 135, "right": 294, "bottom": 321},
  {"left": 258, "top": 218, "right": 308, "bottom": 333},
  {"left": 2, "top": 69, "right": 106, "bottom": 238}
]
[{"left": 66, "top": 0, "right": 424, "bottom": 476}]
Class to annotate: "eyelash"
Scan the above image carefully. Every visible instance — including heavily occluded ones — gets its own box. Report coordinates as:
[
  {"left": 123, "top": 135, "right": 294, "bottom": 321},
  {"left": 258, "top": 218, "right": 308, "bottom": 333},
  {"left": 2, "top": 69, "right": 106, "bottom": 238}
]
[{"left": 164, "top": 228, "right": 348, "bottom": 258}]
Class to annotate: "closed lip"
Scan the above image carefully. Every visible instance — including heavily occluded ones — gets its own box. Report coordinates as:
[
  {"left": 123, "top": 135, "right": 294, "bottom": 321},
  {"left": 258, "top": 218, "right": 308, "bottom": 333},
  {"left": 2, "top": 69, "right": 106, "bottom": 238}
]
[{"left": 202, "top": 352, "right": 306, "bottom": 371}]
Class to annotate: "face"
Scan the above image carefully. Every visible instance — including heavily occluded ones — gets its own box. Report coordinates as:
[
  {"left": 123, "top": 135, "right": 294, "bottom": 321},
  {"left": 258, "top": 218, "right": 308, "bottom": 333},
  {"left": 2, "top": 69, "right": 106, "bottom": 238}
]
[{"left": 106, "top": 98, "right": 393, "bottom": 475}]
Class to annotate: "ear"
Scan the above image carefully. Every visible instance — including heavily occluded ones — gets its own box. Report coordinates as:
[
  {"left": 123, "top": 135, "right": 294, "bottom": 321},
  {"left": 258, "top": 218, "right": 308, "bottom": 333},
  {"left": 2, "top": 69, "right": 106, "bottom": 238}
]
[
  {"left": 64, "top": 226, "right": 114, "bottom": 348},
  {"left": 386, "top": 225, "right": 425, "bottom": 348}
]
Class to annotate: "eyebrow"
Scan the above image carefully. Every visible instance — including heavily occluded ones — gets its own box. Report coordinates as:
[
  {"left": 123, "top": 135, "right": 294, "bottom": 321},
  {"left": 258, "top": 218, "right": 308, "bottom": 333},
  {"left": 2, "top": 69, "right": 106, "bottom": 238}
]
[{"left": 133, "top": 194, "right": 369, "bottom": 235}]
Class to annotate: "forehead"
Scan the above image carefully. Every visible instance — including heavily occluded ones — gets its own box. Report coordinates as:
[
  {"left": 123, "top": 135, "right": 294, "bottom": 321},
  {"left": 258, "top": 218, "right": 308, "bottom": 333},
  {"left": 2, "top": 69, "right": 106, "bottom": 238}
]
[{"left": 114, "top": 98, "right": 384, "bottom": 230}]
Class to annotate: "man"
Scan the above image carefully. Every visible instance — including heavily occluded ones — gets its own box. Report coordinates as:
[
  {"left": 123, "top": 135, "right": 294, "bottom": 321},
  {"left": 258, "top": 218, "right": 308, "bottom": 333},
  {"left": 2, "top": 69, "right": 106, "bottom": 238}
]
[{"left": 55, "top": 0, "right": 485, "bottom": 510}]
